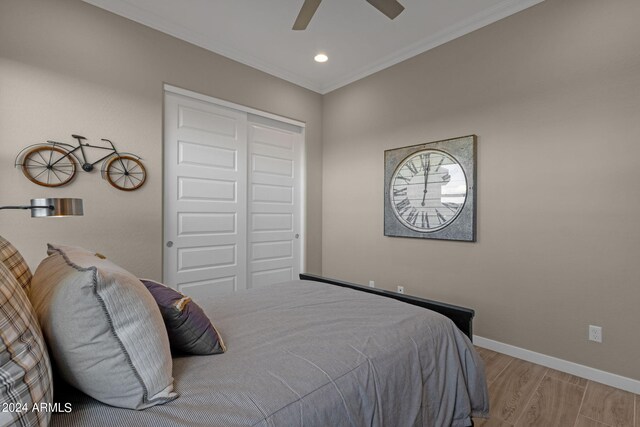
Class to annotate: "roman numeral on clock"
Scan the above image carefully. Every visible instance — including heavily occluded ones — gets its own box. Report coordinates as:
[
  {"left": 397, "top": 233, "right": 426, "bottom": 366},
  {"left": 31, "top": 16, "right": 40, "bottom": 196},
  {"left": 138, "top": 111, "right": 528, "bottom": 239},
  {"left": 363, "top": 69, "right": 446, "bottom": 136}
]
[
  {"left": 395, "top": 198, "right": 411, "bottom": 215},
  {"left": 442, "top": 202, "right": 460, "bottom": 212},
  {"left": 393, "top": 187, "right": 407, "bottom": 197},
  {"left": 421, "top": 211, "right": 429, "bottom": 228},
  {"left": 406, "top": 208, "right": 418, "bottom": 225},
  {"left": 420, "top": 153, "right": 429, "bottom": 170},
  {"left": 406, "top": 161, "right": 418, "bottom": 175}
]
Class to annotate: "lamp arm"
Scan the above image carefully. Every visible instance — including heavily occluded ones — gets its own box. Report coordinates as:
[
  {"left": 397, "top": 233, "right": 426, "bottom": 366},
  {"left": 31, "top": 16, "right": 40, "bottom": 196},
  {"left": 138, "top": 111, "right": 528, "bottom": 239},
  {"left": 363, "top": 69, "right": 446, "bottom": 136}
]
[{"left": 0, "top": 205, "right": 54, "bottom": 210}]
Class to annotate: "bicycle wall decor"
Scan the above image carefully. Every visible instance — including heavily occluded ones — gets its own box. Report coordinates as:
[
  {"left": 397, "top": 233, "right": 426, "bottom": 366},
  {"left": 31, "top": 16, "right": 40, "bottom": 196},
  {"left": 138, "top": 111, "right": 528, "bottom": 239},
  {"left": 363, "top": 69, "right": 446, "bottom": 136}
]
[{"left": 15, "top": 135, "right": 147, "bottom": 191}]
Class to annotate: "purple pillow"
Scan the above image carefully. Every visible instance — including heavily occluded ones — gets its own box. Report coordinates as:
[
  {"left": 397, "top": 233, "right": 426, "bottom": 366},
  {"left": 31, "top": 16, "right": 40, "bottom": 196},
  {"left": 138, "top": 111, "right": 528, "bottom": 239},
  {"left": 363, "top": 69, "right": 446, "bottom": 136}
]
[{"left": 140, "top": 279, "right": 226, "bottom": 355}]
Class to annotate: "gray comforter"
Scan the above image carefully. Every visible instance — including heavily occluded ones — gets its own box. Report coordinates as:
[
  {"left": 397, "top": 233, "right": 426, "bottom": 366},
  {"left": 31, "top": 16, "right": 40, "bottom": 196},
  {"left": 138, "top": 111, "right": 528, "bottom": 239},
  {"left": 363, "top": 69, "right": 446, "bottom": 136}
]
[{"left": 51, "top": 280, "right": 489, "bottom": 427}]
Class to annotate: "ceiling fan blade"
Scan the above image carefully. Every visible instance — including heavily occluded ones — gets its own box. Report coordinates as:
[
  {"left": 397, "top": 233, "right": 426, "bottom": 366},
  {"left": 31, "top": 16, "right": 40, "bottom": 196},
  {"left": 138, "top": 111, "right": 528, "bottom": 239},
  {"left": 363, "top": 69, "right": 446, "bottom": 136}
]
[
  {"left": 293, "top": 0, "right": 323, "bottom": 30},
  {"left": 365, "top": 0, "right": 405, "bottom": 20}
]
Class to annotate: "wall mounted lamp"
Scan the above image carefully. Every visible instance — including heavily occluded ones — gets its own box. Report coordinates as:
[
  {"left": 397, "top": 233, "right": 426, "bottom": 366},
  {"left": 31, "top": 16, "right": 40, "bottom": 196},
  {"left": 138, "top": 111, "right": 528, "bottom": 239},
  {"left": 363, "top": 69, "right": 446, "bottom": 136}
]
[{"left": 0, "top": 198, "right": 84, "bottom": 218}]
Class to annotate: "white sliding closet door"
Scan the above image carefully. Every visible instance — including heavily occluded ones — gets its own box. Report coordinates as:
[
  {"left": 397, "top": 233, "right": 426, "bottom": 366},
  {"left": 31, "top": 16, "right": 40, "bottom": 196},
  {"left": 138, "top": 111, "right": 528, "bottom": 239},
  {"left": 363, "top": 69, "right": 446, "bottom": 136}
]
[
  {"left": 247, "top": 115, "right": 302, "bottom": 288},
  {"left": 164, "top": 93, "right": 248, "bottom": 298},
  {"left": 164, "top": 87, "right": 304, "bottom": 297}
]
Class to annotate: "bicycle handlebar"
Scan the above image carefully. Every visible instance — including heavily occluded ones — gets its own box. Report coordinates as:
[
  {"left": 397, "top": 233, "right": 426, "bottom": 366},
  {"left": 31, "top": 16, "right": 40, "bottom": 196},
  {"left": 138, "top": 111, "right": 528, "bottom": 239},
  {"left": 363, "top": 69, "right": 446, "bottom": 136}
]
[{"left": 101, "top": 138, "right": 117, "bottom": 151}]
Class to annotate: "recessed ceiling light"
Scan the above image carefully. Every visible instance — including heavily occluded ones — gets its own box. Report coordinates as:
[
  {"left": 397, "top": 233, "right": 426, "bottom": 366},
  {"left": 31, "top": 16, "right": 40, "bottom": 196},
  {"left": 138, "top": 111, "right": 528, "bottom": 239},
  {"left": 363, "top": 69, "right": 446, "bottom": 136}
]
[{"left": 314, "top": 53, "right": 328, "bottom": 63}]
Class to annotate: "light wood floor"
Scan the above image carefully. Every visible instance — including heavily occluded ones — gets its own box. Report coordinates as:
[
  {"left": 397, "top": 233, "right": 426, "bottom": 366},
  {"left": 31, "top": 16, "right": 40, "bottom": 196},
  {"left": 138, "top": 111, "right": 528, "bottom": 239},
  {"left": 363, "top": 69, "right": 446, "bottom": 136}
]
[{"left": 472, "top": 347, "right": 639, "bottom": 427}]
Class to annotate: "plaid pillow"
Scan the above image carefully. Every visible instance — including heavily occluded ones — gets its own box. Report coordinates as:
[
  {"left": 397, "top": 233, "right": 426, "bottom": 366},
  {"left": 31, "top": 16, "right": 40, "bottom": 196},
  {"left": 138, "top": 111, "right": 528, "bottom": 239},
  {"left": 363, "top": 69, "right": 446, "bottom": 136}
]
[
  {"left": 0, "top": 262, "right": 53, "bottom": 427},
  {"left": 0, "top": 235, "right": 32, "bottom": 295}
]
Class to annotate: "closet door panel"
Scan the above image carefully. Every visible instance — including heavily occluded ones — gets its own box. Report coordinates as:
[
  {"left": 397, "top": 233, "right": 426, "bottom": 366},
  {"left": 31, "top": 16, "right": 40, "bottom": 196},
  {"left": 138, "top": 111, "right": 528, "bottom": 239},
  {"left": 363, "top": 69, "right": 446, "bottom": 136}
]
[
  {"left": 247, "top": 117, "right": 302, "bottom": 289},
  {"left": 164, "top": 93, "right": 247, "bottom": 296}
]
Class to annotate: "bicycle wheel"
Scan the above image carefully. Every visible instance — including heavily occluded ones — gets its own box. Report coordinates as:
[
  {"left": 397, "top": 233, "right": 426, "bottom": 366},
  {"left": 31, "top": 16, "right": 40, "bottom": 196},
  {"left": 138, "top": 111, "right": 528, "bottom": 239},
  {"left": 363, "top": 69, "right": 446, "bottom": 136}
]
[
  {"left": 105, "top": 155, "right": 147, "bottom": 191},
  {"left": 21, "top": 146, "right": 77, "bottom": 187}
]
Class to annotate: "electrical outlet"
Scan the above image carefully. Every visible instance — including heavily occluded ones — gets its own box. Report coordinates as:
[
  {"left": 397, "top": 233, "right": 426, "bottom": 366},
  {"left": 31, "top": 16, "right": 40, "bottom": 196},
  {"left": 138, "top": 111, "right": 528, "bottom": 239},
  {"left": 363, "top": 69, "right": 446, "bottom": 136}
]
[
  {"left": 397, "top": 285, "right": 405, "bottom": 294},
  {"left": 588, "top": 325, "right": 602, "bottom": 343},
  {"left": 368, "top": 280, "right": 375, "bottom": 288}
]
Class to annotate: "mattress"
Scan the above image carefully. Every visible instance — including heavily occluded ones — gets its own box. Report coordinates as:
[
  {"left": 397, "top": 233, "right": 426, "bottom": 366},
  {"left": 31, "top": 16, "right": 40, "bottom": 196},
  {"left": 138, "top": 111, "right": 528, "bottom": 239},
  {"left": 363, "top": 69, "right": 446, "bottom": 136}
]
[{"left": 51, "top": 280, "right": 489, "bottom": 426}]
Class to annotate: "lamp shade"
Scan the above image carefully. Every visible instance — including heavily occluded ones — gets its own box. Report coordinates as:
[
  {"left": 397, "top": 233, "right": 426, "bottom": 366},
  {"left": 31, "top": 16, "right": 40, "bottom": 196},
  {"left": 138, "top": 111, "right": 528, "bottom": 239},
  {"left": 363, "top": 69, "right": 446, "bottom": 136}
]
[{"left": 30, "top": 198, "right": 84, "bottom": 218}]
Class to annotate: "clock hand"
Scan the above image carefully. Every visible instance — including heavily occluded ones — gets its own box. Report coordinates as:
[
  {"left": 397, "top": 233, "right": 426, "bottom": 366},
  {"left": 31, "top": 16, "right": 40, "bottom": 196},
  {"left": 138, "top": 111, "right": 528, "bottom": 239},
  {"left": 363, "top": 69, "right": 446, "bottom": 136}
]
[{"left": 421, "top": 157, "right": 430, "bottom": 206}]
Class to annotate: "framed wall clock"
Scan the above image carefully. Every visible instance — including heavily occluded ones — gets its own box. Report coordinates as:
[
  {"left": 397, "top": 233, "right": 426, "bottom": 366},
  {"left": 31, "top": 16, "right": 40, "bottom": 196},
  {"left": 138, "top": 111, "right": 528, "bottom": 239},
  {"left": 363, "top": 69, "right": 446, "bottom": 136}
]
[{"left": 384, "top": 135, "right": 476, "bottom": 242}]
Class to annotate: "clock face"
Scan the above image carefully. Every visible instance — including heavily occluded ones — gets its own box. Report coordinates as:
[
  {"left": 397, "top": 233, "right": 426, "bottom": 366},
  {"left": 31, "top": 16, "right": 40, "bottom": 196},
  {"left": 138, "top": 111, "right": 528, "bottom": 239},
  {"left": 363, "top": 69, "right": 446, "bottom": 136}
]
[{"left": 390, "top": 149, "right": 467, "bottom": 232}]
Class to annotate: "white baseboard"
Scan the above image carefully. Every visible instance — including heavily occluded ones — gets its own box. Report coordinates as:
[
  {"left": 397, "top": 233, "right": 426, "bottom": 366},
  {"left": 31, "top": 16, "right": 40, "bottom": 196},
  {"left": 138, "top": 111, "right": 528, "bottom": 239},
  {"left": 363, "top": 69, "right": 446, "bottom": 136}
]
[{"left": 473, "top": 336, "right": 640, "bottom": 394}]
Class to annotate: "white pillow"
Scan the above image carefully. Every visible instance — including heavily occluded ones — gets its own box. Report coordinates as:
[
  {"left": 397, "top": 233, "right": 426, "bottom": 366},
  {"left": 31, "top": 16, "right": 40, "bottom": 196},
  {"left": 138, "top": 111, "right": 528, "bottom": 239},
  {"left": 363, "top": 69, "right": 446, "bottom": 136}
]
[{"left": 30, "top": 244, "right": 177, "bottom": 410}]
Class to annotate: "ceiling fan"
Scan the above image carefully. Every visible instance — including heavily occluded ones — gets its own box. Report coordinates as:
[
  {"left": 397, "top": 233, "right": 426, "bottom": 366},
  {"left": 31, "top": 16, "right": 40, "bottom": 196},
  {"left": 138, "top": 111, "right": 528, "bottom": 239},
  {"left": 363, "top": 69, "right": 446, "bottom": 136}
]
[{"left": 293, "top": 0, "right": 405, "bottom": 30}]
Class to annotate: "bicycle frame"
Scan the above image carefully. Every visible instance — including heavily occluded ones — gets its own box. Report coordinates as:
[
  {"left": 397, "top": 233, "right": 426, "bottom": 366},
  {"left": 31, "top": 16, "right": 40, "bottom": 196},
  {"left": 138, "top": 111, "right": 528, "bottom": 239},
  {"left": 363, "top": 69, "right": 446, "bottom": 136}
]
[{"left": 48, "top": 139, "right": 119, "bottom": 169}]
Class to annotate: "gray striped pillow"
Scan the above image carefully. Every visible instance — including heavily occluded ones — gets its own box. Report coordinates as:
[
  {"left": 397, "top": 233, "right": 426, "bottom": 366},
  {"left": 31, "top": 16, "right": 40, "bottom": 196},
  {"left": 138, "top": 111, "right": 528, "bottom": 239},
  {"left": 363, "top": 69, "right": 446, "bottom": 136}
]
[
  {"left": 0, "top": 235, "right": 32, "bottom": 295},
  {"left": 30, "top": 244, "right": 178, "bottom": 410},
  {"left": 0, "top": 262, "right": 53, "bottom": 427}
]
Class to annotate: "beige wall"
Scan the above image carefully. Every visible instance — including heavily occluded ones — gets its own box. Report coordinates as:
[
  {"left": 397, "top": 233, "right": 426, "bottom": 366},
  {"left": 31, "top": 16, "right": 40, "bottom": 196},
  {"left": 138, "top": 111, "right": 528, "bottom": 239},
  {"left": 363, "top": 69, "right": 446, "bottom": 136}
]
[
  {"left": 0, "top": 0, "right": 323, "bottom": 279},
  {"left": 2, "top": 0, "right": 639, "bottom": 381},
  {"left": 322, "top": 0, "right": 640, "bottom": 379}
]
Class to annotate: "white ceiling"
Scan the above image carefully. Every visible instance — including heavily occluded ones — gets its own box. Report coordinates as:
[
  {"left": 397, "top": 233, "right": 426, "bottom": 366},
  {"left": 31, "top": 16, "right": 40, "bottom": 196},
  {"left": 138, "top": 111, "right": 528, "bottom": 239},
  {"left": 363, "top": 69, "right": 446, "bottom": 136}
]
[{"left": 83, "top": 0, "right": 544, "bottom": 94}]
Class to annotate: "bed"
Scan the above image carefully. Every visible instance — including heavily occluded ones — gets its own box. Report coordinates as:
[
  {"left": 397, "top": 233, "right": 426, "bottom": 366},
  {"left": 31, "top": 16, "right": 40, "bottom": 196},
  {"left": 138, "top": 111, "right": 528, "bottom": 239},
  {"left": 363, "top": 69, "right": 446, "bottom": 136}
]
[{"left": 0, "top": 237, "right": 488, "bottom": 427}]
